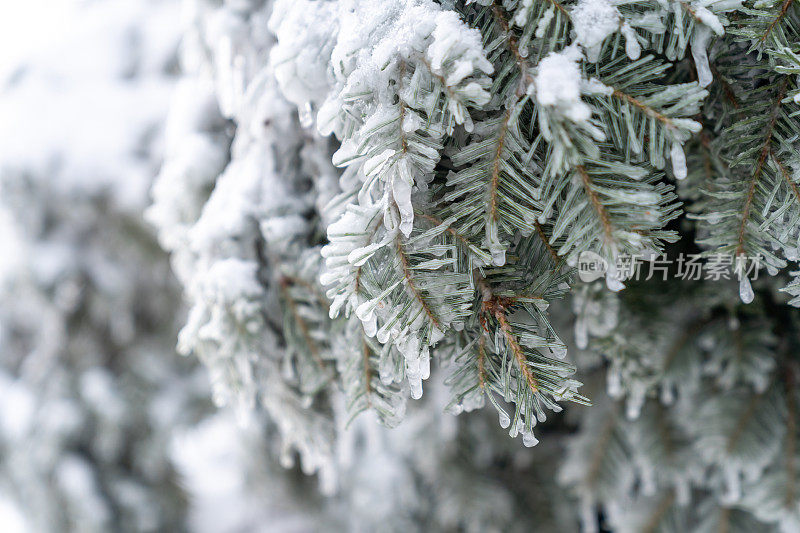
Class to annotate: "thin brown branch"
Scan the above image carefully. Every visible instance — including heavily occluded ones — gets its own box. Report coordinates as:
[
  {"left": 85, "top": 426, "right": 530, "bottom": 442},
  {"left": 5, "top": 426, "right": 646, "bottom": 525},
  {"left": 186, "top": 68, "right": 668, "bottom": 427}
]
[
  {"left": 490, "top": 110, "right": 512, "bottom": 223},
  {"left": 481, "top": 292, "right": 539, "bottom": 394},
  {"left": 415, "top": 212, "right": 475, "bottom": 248},
  {"left": 362, "top": 333, "right": 373, "bottom": 407},
  {"left": 535, "top": 220, "right": 561, "bottom": 264},
  {"left": 726, "top": 392, "right": 762, "bottom": 453},
  {"left": 661, "top": 316, "right": 716, "bottom": 372},
  {"left": 772, "top": 150, "right": 800, "bottom": 207},
  {"left": 395, "top": 236, "right": 441, "bottom": 329},
  {"left": 280, "top": 279, "right": 326, "bottom": 370},
  {"left": 735, "top": 80, "right": 787, "bottom": 257},
  {"left": 760, "top": 0, "right": 795, "bottom": 44},
  {"left": 611, "top": 89, "right": 675, "bottom": 128},
  {"left": 718, "top": 506, "right": 731, "bottom": 533},
  {"left": 587, "top": 410, "right": 618, "bottom": 486},
  {"left": 577, "top": 165, "right": 614, "bottom": 244},
  {"left": 711, "top": 64, "right": 740, "bottom": 109},
  {"left": 478, "top": 334, "right": 487, "bottom": 390},
  {"left": 642, "top": 491, "right": 676, "bottom": 533},
  {"left": 398, "top": 61, "right": 410, "bottom": 154},
  {"left": 491, "top": 4, "right": 536, "bottom": 91},
  {"left": 478, "top": 278, "right": 539, "bottom": 394},
  {"left": 495, "top": 309, "right": 539, "bottom": 393}
]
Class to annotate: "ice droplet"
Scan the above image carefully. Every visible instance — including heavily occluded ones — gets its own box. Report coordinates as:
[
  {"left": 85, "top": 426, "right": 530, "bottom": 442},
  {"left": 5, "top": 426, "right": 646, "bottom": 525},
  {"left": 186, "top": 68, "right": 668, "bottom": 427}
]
[
  {"left": 410, "top": 378, "right": 423, "bottom": 400},
  {"left": 621, "top": 22, "right": 641, "bottom": 60},
  {"left": 606, "top": 275, "right": 625, "bottom": 292},
  {"left": 447, "top": 403, "right": 463, "bottom": 415},
  {"left": 670, "top": 142, "right": 687, "bottom": 180},
  {"left": 739, "top": 276, "right": 754, "bottom": 304},
  {"left": 522, "top": 430, "right": 539, "bottom": 447},
  {"left": 498, "top": 410, "right": 511, "bottom": 429},
  {"left": 298, "top": 101, "right": 314, "bottom": 128}
]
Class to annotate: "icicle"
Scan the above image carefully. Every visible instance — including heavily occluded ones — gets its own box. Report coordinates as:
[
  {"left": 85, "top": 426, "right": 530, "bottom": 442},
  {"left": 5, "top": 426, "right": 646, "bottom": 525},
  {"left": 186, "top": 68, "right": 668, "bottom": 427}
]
[
  {"left": 409, "top": 378, "right": 423, "bottom": 400},
  {"left": 498, "top": 409, "right": 511, "bottom": 429},
  {"left": 606, "top": 275, "right": 625, "bottom": 292},
  {"left": 621, "top": 22, "right": 641, "bottom": 60},
  {"left": 739, "top": 276, "right": 754, "bottom": 304},
  {"left": 551, "top": 344, "right": 567, "bottom": 359},
  {"left": 522, "top": 430, "right": 539, "bottom": 447},
  {"left": 722, "top": 467, "right": 741, "bottom": 503},
  {"left": 447, "top": 402, "right": 463, "bottom": 415},
  {"left": 279, "top": 448, "right": 295, "bottom": 469},
  {"left": 660, "top": 383, "right": 675, "bottom": 405},
  {"left": 319, "top": 467, "right": 337, "bottom": 496},
  {"left": 640, "top": 463, "right": 656, "bottom": 494},
  {"left": 298, "top": 101, "right": 314, "bottom": 128},
  {"left": 575, "top": 317, "right": 589, "bottom": 350},
  {"left": 580, "top": 498, "right": 599, "bottom": 533},
  {"left": 627, "top": 385, "right": 645, "bottom": 419},
  {"left": 607, "top": 366, "right": 622, "bottom": 397},
  {"left": 486, "top": 221, "right": 506, "bottom": 266},
  {"left": 670, "top": 141, "right": 687, "bottom": 180},
  {"left": 392, "top": 170, "right": 415, "bottom": 237},
  {"left": 691, "top": 26, "right": 714, "bottom": 87}
]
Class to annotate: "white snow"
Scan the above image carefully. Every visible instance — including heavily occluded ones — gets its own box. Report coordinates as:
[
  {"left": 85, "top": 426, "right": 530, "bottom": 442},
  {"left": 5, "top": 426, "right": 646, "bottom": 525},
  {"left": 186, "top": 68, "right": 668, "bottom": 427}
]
[
  {"left": 571, "top": 0, "right": 622, "bottom": 62},
  {"left": 535, "top": 46, "right": 592, "bottom": 122}
]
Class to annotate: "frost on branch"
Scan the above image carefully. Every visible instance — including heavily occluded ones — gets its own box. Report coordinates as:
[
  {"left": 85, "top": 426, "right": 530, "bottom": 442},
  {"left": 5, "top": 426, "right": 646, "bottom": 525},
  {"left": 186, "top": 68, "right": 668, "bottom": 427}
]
[
  {"left": 272, "top": 0, "right": 493, "bottom": 237},
  {"left": 147, "top": 1, "right": 800, "bottom": 528}
]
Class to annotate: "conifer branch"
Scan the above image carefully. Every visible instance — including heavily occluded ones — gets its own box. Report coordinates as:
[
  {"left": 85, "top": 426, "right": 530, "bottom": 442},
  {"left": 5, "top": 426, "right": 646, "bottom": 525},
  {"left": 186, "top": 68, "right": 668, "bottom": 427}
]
[
  {"left": 587, "top": 411, "right": 618, "bottom": 486},
  {"left": 281, "top": 278, "right": 326, "bottom": 370},
  {"left": 362, "top": 334, "right": 373, "bottom": 408},
  {"left": 771, "top": 150, "right": 800, "bottom": 206},
  {"left": 734, "top": 79, "right": 787, "bottom": 257},
  {"left": 395, "top": 236, "right": 442, "bottom": 329},
  {"left": 760, "top": 0, "right": 795, "bottom": 44},
  {"left": 477, "top": 334, "right": 488, "bottom": 390},
  {"left": 610, "top": 89, "right": 675, "bottom": 129},
  {"left": 577, "top": 165, "right": 614, "bottom": 244},
  {"left": 535, "top": 220, "right": 561, "bottom": 264},
  {"left": 488, "top": 297, "right": 540, "bottom": 393},
  {"left": 642, "top": 491, "right": 676, "bottom": 533},
  {"left": 491, "top": 4, "right": 536, "bottom": 88},
  {"left": 726, "top": 391, "right": 763, "bottom": 453},
  {"left": 490, "top": 110, "right": 512, "bottom": 223}
]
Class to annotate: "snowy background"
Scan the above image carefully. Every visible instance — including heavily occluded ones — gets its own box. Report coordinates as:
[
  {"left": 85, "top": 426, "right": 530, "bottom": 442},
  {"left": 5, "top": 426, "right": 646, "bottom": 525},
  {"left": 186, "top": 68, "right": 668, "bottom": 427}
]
[{"left": 0, "top": 2, "right": 313, "bottom": 531}]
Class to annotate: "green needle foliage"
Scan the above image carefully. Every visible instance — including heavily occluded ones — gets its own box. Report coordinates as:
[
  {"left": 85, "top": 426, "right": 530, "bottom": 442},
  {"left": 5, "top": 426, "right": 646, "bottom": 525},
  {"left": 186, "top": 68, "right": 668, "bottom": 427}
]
[{"left": 149, "top": 0, "right": 800, "bottom": 530}]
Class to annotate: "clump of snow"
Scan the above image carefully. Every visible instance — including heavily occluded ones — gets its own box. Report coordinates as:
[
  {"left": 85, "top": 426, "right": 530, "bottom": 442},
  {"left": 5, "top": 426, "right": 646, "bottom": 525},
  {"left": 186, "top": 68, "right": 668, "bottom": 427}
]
[
  {"left": 535, "top": 46, "right": 592, "bottom": 122},
  {"left": 269, "top": 0, "right": 339, "bottom": 110},
  {"left": 571, "top": 0, "right": 621, "bottom": 62}
]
